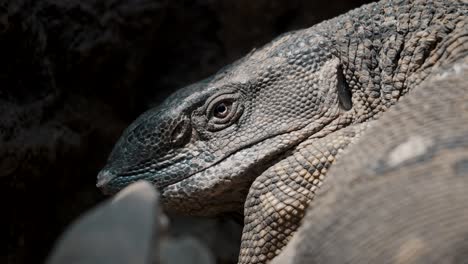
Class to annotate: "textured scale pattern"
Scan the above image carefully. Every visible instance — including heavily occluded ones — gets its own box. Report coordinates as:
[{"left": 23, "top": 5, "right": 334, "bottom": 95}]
[
  {"left": 239, "top": 125, "right": 367, "bottom": 263},
  {"left": 275, "top": 58, "right": 468, "bottom": 264},
  {"left": 98, "top": 0, "right": 468, "bottom": 263}
]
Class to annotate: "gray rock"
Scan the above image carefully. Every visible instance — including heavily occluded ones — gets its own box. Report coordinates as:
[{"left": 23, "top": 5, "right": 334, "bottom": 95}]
[
  {"left": 160, "top": 236, "right": 215, "bottom": 264},
  {"left": 47, "top": 181, "right": 166, "bottom": 264}
]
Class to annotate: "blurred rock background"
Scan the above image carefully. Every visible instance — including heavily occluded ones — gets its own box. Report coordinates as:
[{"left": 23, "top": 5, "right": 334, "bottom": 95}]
[{"left": 0, "top": 0, "right": 374, "bottom": 263}]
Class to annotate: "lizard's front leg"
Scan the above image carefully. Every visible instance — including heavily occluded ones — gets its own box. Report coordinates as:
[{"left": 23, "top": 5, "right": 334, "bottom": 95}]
[{"left": 238, "top": 124, "right": 367, "bottom": 264}]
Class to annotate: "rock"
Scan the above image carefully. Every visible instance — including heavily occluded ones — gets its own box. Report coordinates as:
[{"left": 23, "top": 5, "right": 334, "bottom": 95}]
[
  {"left": 46, "top": 181, "right": 237, "bottom": 264},
  {"left": 161, "top": 236, "right": 215, "bottom": 264},
  {"left": 47, "top": 181, "right": 166, "bottom": 264}
]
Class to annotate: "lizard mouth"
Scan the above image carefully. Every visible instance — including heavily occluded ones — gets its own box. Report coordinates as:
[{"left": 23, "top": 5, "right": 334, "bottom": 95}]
[
  {"left": 99, "top": 113, "right": 338, "bottom": 197},
  {"left": 98, "top": 128, "right": 300, "bottom": 195}
]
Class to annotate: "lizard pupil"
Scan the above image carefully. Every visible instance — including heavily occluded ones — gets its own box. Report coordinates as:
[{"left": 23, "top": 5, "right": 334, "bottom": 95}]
[{"left": 214, "top": 102, "right": 230, "bottom": 118}]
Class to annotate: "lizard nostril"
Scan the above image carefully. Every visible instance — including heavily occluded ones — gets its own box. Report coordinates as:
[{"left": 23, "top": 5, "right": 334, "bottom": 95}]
[{"left": 171, "top": 118, "right": 191, "bottom": 147}]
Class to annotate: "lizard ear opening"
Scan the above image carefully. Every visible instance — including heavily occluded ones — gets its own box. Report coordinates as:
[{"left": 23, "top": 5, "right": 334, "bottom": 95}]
[{"left": 336, "top": 64, "right": 352, "bottom": 111}]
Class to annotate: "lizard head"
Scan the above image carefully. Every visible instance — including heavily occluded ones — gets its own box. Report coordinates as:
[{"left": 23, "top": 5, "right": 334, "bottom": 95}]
[{"left": 97, "top": 32, "right": 353, "bottom": 215}]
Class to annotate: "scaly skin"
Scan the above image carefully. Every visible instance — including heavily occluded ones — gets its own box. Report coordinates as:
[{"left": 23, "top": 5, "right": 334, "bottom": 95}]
[
  {"left": 97, "top": 0, "right": 468, "bottom": 263},
  {"left": 273, "top": 58, "right": 468, "bottom": 264}
]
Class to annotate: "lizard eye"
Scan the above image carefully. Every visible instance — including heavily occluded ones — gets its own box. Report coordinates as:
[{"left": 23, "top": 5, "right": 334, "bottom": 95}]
[
  {"left": 205, "top": 93, "right": 243, "bottom": 131},
  {"left": 213, "top": 101, "right": 232, "bottom": 119}
]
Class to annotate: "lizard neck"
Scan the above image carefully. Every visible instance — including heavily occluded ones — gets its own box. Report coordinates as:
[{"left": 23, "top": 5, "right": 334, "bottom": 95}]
[{"left": 319, "top": 0, "right": 467, "bottom": 122}]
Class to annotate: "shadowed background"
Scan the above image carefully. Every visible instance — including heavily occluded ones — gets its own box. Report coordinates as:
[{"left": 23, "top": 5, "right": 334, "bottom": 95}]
[{"left": 0, "top": 0, "right": 374, "bottom": 263}]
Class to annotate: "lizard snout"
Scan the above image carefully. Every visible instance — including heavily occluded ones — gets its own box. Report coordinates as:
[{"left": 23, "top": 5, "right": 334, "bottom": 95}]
[{"left": 96, "top": 170, "right": 117, "bottom": 189}]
